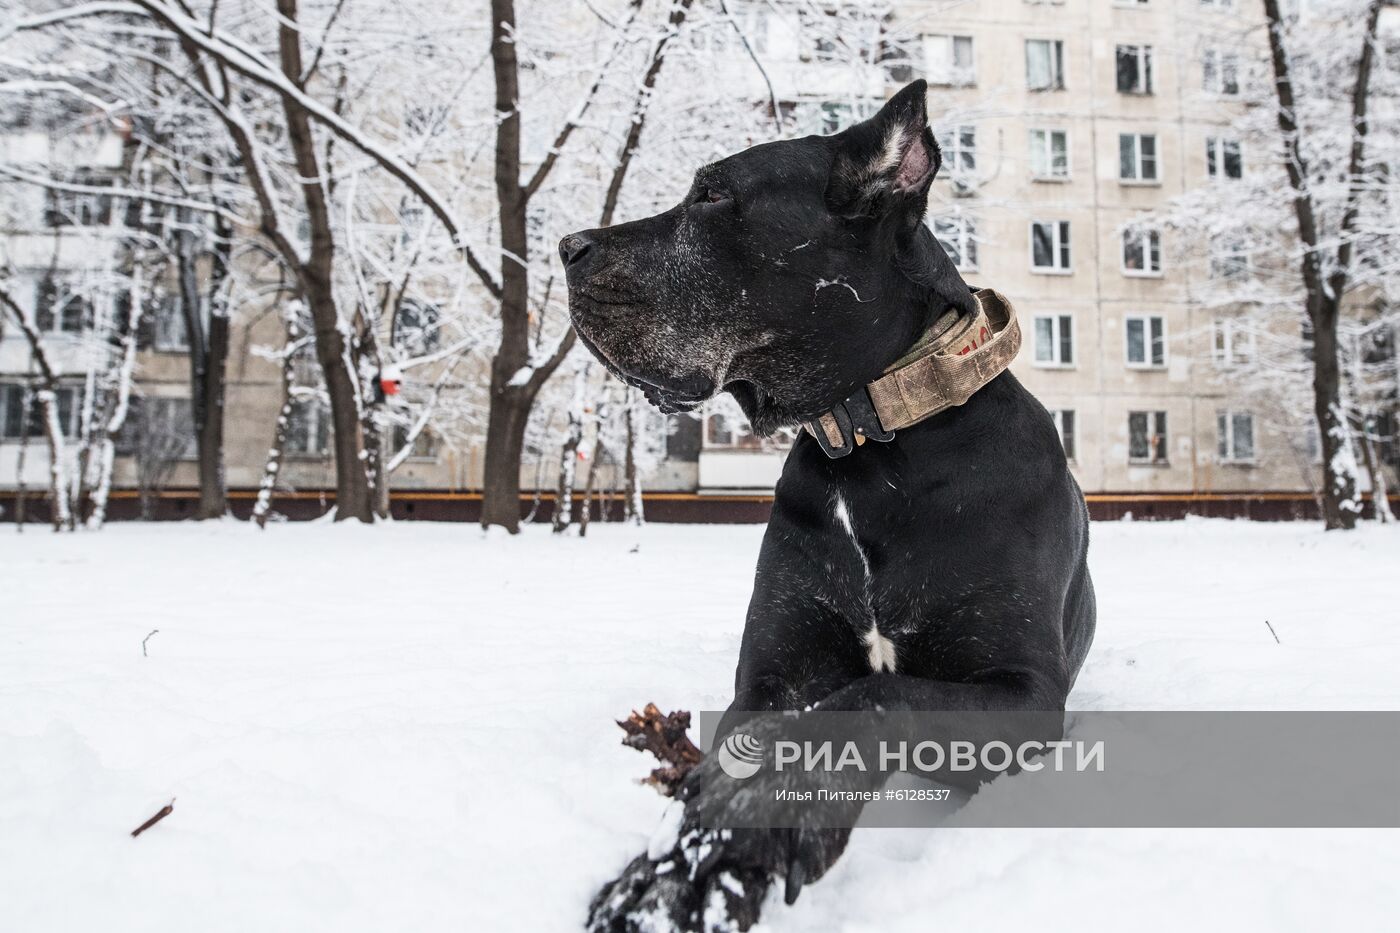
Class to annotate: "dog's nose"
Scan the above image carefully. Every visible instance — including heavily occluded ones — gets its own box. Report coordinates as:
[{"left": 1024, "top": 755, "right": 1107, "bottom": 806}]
[{"left": 559, "top": 232, "right": 595, "bottom": 268}]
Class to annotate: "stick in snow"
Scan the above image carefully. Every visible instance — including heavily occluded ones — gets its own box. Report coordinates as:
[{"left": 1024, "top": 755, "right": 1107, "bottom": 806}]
[
  {"left": 1265, "top": 620, "right": 1281, "bottom": 644},
  {"left": 131, "top": 799, "right": 175, "bottom": 838},
  {"left": 142, "top": 629, "right": 159, "bottom": 657},
  {"left": 617, "top": 703, "right": 704, "bottom": 797}
]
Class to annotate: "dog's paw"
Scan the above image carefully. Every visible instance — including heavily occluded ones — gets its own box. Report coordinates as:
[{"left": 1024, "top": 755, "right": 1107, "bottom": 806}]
[
  {"left": 586, "top": 851, "right": 698, "bottom": 933},
  {"left": 674, "top": 734, "right": 855, "bottom": 905},
  {"left": 586, "top": 844, "right": 769, "bottom": 933}
]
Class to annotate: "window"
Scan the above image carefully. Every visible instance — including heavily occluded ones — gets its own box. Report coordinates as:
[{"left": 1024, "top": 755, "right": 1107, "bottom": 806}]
[
  {"left": 1128, "top": 411, "right": 1169, "bottom": 463},
  {"left": 1118, "top": 133, "right": 1158, "bottom": 182},
  {"left": 394, "top": 300, "right": 441, "bottom": 354},
  {"left": 1203, "top": 49, "right": 1240, "bottom": 96},
  {"left": 932, "top": 215, "right": 978, "bottom": 271},
  {"left": 939, "top": 125, "right": 976, "bottom": 174},
  {"left": 797, "top": 100, "right": 879, "bottom": 135},
  {"left": 1206, "top": 136, "right": 1242, "bottom": 179},
  {"left": 1210, "top": 237, "right": 1251, "bottom": 280},
  {"left": 1034, "top": 315, "right": 1075, "bottom": 367},
  {"left": 1121, "top": 228, "right": 1162, "bottom": 276},
  {"left": 0, "top": 383, "right": 30, "bottom": 439},
  {"left": 1212, "top": 319, "right": 1254, "bottom": 367},
  {"left": 34, "top": 279, "right": 90, "bottom": 334},
  {"left": 1026, "top": 39, "right": 1065, "bottom": 91},
  {"left": 115, "top": 397, "right": 194, "bottom": 458},
  {"left": 1029, "top": 128, "right": 1069, "bottom": 179},
  {"left": 152, "top": 297, "right": 190, "bottom": 352},
  {"left": 1217, "top": 411, "right": 1255, "bottom": 463},
  {"left": 0, "top": 383, "right": 81, "bottom": 439},
  {"left": 1125, "top": 315, "right": 1167, "bottom": 367},
  {"left": 286, "top": 398, "right": 332, "bottom": 457},
  {"left": 880, "top": 39, "right": 915, "bottom": 84},
  {"left": 1030, "top": 220, "right": 1072, "bottom": 272},
  {"left": 1115, "top": 45, "right": 1154, "bottom": 94},
  {"left": 1052, "top": 409, "right": 1077, "bottom": 461},
  {"left": 392, "top": 423, "right": 438, "bottom": 461},
  {"left": 43, "top": 173, "right": 114, "bottom": 227},
  {"left": 925, "top": 34, "right": 975, "bottom": 86}
]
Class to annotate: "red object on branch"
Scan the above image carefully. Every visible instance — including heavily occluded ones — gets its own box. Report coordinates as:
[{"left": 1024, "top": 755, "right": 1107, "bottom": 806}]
[{"left": 379, "top": 365, "right": 402, "bottom": 397}]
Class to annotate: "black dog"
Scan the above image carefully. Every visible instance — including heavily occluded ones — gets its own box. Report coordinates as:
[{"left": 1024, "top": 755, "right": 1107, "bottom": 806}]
[{"left": 564, "top": 80, "right": 1095, "bottom": 931}]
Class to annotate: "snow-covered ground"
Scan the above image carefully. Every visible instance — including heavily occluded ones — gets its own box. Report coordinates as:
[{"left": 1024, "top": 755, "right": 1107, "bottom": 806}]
[{"left": 3, "top": 518, "right": 1399, "bottom": 932}]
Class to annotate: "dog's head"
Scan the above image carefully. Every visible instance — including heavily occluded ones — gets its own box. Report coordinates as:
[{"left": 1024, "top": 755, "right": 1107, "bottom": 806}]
[{"left": 562, "top": 80, "right": 974, "bottom": 434}]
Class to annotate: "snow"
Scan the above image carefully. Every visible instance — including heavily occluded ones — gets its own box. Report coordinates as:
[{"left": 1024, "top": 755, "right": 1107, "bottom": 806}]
[{"left": 2, "top": 518, "right": 1399, "bottom": 931}]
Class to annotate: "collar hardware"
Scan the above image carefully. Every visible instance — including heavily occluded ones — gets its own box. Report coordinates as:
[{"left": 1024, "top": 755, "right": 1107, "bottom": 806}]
[{"left": 809, "top": 386, "right": 895, "bottom": 459}]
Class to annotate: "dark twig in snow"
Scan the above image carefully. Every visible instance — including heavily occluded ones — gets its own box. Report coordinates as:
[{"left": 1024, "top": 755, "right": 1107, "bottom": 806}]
[
  {"left": 130, "top": 799, "right": 175, "bottom": 838},
  {"left": 142, "top": 629, "right": 160, "bottom": 657},
  {"left": 1265, "top": 620, "right": 1281, "bottom": 644}
]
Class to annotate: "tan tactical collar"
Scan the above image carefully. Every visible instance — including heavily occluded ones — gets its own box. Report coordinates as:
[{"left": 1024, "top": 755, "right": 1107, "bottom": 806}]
[{"left": 804, "top": 288, "right": 1022, "bottom": 458}]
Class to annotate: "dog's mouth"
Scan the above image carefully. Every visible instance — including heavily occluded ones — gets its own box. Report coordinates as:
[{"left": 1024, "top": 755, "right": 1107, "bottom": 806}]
[{"left": 571, "top": 314, "right": 716, "bottom": 414}]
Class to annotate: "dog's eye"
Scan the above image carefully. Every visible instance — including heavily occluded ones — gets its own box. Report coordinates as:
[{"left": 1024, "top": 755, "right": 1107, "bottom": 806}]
[{"left": 700, "top": 187, "right": 730, "bottom": 205}]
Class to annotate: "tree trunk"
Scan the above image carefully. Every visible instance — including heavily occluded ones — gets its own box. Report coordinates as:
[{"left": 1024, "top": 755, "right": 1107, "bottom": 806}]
[
  {"left": 252, "top": 398, "right": 292, "bottom": 529},
  {"left": 87, "top": 268, "right": 144, "bottom": 529},
  {"left": 37, "top": 390, "right": 71, "bottom": 532},
  {"left": 553, "top": 364, "right": 587, "bottom": 533},
  {"left": 367, "top": 418, "right": 390, "bottom": 520},
  {"left": 481, "top": 0, "right": 533, "bottom": 533},
  {"left": 1355, "top": 413, "right": 1393, "bottom": 523},
  {"left": 195, "top": 210, "right": 232, "bottom": 519},
  {"left": 579, "top": 426, "right": 604, "bottom": 539},
  {"left": 1310, "top": 301, "right": 1360, "bottom": 530},
  {"left": 277, "top": 0, "right": 373, "bottom": 523},
  {"left": 14, "top": 382, "right": 31, "bottom": 531},
  {"left": 198, "top": 309, "right": 230, "bottom": 518},
  {"left": 480, "top": 384, "right": 532, "bottom": 531},
  {"left": 253, "top": 305, "right": 304, "bottom": 528},
  {"left": 624, "top": 388, "right": 643, "bottom": 526}
]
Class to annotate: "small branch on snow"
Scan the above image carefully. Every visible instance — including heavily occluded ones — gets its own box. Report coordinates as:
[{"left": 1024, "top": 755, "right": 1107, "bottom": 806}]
[
  {"left": 142, "top": 629, "right": 159, "bottom": 657},
  {"left": 1264, "top": 620, "right": 1281, "bottom": 644},
  {"left": 617, "top": 703, "right": 704, "bottom": 797},
  {"left": 130, "top": 799, "right": 175, "bottom": 838}
]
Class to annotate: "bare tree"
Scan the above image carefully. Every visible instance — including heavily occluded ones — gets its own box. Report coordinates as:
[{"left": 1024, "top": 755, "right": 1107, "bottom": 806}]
[
  {"left": 478, "top": 0, "right": 698, "bottom": 532},
  {"left": 1259, "top": 0, "right": 1385, "bottom": 529}
]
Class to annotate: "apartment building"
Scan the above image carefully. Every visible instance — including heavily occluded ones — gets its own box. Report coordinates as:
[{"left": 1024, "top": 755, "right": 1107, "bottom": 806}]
[
  {"left": 685, "top": 1, "right": 1327, "bottom": 504},
  {"left": 1, "top": 0, "right": 1388, "bottom": 520}
]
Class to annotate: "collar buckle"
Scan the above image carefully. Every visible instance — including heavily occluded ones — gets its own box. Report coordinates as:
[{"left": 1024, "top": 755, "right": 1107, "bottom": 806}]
[{"left": 809, "top": 386, "right": 896, "bottom": 459}]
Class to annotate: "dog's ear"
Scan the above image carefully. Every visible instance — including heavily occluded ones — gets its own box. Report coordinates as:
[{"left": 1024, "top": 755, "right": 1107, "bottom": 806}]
[{"left": 826, "top": 80, "right": 940, "bottom": 223}]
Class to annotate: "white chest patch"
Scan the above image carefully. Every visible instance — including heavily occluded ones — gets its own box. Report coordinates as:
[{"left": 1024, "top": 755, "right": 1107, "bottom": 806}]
[
  {"left": 863, "top": 625, "right": 898, "bottom": 673},
  {"left": 832, "top": 491, "right": 895, "bottom": 673}
]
